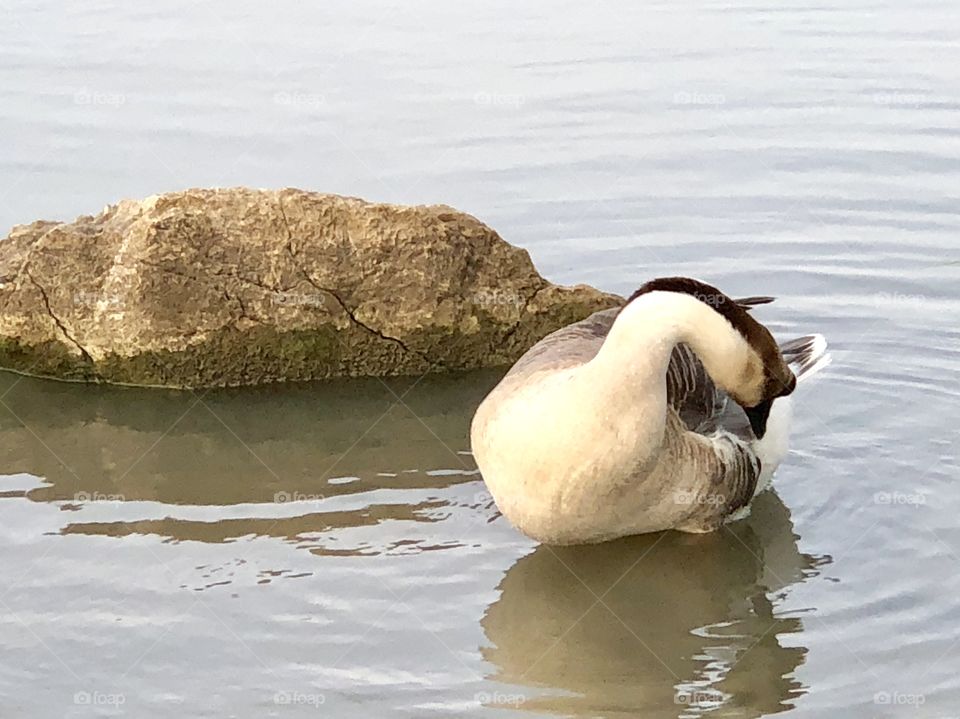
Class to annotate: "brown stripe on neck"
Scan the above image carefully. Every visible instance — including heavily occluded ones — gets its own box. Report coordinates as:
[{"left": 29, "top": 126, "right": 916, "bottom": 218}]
[
  {"left": 624, "top": 277, "right": 747, "bottom": 333},
  {"left": 623, "top": 276, "right": 794, "bottom": 400}
]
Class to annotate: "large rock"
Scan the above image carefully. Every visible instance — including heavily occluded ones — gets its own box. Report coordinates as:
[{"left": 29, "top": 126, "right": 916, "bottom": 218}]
[{"left": 0, "top": 188, "right": 620, "bottom": 387}]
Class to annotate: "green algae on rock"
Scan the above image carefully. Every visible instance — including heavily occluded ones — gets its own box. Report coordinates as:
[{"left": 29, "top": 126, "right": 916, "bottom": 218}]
[{"left": 0, "top": 188, "right": 621, "bottom": 387}]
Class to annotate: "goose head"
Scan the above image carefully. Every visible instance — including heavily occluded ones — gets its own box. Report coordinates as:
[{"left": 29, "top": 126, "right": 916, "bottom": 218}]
[{"left": 734, "top": 334, "right": 796, "bottom": 440}]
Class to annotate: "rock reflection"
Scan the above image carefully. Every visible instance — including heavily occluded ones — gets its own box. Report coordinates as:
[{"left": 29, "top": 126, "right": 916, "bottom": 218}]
[
  {"left": 0, "top": 369, "right": 500, "bottom": 552},
  {"left": 481, "top": 491, "right": 828, "bottom": 718},
  {"left": 0, "top": 369, "right": 499, "bottom": 507},
  {"left": 58, "top": 500, "right": 447, "bottom": 545}
]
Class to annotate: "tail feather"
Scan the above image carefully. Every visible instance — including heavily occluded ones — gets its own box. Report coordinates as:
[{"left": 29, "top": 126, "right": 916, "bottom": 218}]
[
  {"left": 780, "top": 334, "right": 831, "bottom": 381},
  {"left": 736, "top": 296, "right": 775, "bottom": 311}
]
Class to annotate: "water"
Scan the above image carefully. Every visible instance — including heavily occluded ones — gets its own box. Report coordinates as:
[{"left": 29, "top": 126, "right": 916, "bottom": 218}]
[{"left": 1, "top": 0, "right": 959, "bottom": 716}]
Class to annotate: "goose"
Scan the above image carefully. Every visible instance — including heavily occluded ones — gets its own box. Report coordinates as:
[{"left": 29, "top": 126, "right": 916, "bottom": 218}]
[{"left": 470, "top": 276, "right": 830, "bottom": 544}]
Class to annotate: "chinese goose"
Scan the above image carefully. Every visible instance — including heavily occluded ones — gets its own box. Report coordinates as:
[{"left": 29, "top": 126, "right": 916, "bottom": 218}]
[{"left": 470, "top": 276, "right": 829, "bottom": 544}]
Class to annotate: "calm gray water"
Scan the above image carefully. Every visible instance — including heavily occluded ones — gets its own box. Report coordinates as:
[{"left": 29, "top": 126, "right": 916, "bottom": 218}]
[{"left": 2, "top": 1, "right": 959, "bottom": 717}]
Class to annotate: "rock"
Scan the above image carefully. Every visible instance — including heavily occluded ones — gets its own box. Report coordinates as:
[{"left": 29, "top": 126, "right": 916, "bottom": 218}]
[{"left": 0, "top": 188, "right": 621, "bottom": 387}]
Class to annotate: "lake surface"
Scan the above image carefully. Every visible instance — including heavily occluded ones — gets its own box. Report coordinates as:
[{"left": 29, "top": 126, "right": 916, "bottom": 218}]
[{"left": 1, "top": 0, "right": 959, "bottom": 716}]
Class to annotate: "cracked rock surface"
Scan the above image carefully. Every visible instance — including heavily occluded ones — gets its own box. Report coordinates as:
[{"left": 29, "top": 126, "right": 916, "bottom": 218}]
[{"left": 0, "top": 188, "right": 621, "bottom": 387}]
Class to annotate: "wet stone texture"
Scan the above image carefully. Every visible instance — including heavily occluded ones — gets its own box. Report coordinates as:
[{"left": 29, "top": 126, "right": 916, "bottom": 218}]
[{"left": 0, "top": 187, "right": 621, "bottom": 387}]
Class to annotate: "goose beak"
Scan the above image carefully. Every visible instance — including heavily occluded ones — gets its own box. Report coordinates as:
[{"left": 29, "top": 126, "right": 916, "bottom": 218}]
[{"left": 744, "top": 398, "right": 774, "bottom": 439}]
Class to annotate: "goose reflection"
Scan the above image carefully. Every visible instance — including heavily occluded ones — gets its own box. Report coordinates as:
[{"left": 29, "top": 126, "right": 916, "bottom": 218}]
[{"left": 480, "top": 491, "right": 827, "bottom": 718}]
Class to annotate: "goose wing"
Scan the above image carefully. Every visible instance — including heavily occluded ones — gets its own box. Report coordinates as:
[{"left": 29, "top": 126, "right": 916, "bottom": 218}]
[
  {"left": 499, "top": 307, "right": 619, "bottom": 381},
  {"left": 656, "top": 293, "right": 778, "bottom": 432},
  {"left": 665, "top": 342, "right": 726, "bottom": 433}
]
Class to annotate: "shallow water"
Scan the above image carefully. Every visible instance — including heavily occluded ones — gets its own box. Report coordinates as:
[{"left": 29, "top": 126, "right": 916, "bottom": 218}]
[{"left": 2, "top": 0, "right": 960, "bottom": 717}]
